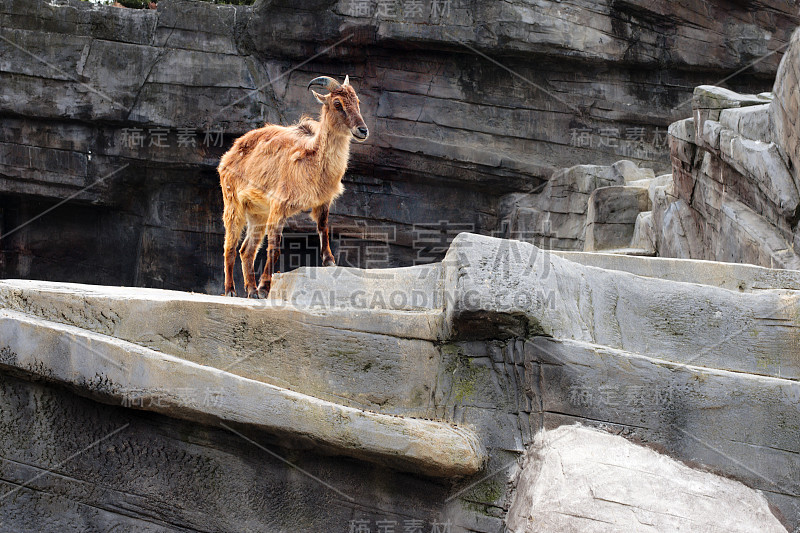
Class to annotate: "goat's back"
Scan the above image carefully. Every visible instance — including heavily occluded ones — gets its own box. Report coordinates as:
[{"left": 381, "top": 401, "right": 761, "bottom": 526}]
[{"left": 220, "top": 120, "right": 316, "bottom": 175}]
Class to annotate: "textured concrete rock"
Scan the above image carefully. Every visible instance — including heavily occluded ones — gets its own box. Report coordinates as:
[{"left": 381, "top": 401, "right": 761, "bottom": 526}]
[
  {"left": 0, "top": 278, "right": 444, "bottom": 416},
  {"left": 656, "top": 109, "right": 800, "bottom": 268},
  {"left": 693, "top": 85, "right": 771, "bottom": 115},
  {"left": 269, "top": 263, "right": 445, "bottom": 311},
  {"left": 1, "top": 0, "right": 797, "bottom": 289},
  {"left": 720, "top": 102, "right": 772, "bottom": 141},
  {"left": 0, "top": 309, "right": 485, "bottom": 478},
  {"left": 506, "top": 425, "right": 786, "bottom": 533},
  {"left": 584, "top": 185, "right": 651, "bottom": 251},
  {"left": 438, "top": 234, "right": 799, "bottom": 526},
  {"left": 524, "top": 336, "right": 799, "bottom": 527},
  {"left": 443, "top": 233, "right": 800, "bottom": 379},
  {"left": 554, "top": 250, "right": 800, "bottom": 291},
  {"left": 500, "top": 160, "right": 654, "bottom": 251},
  {"left": 771, "top": 27, "right": 800, "bottom": 189},
  {"left": 650, "top": 29, "right": 800, "bottom": 268},
  {"left": 0, "top": 372, "right": 463, "bottom": 532},
  {"left": 718, "top": 129, "right": 799, "bottom": 217},
  {"left": 628, "top": 211, "right": 657, "bottom": 254},
  {"left": 0, "top": 233, "right": 797, "bottom": 530}
]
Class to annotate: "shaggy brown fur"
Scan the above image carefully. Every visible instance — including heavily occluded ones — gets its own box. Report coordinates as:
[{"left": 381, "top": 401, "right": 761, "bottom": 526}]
[{"left": 218, "top": 76, "right": 368, "bottom": 298}]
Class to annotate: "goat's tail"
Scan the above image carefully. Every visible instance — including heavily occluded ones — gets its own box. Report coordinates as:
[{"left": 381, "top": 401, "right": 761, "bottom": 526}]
[{"left": 218, "top": 155, "right": 240, "bottom": 208}]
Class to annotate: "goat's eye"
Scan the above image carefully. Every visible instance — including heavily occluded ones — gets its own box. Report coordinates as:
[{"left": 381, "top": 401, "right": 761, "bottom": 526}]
[{"left": 334, "top": 101, "right": 342, "bottom": 109}]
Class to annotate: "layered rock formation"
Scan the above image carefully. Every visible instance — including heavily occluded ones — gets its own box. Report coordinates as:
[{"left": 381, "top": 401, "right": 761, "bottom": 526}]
[
  {"left": 499, "top": 159, "right": 669, "bottom": 253},
  {"left": 502, "top": 25, "right": 800, "bottom": 268},
  {"left": 2, "top": 2, "right": 800, "bottom": 530},
  {"left": 500, "top": 160, "right": 643, "bottom": 247},
  {"left": 1, "top": 0, "right": 798, "bottom": 292},
  {"left": 649, "top": 28, "right": 800, "bottom": 268},
  {"left": 0, "top": 233, "right": 797, "bottom": 531},
  {"left": 522, "top": 27, "right": 800, "bottom": 268}
]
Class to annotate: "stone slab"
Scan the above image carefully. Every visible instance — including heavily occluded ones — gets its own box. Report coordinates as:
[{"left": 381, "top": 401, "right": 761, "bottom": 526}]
[
  {"left": 553, "top": 250, "right": 800, "bottom": 291},
  {"left": 0, "top": 309, "right": 485, "bottom": 478},
  {"left": 0, "top": 279, "right": 444, "bottom": 415},
  {"left": 443, "top": 233, "right": 800, "bottom": 380},
  {"left": 506, "top": 425, "right": 786, "bottom": 532},
  {"left": 269, "top": 263, "right": 444, "bottom": 311},
  {"left": 525, "top": 336, "right": 799, "bottom": 526}
]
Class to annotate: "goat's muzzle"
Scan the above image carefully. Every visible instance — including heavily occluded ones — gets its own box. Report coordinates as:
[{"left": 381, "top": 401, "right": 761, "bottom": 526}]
[{"left": 352, "top": 125, "right": 369, "bottom": 141}]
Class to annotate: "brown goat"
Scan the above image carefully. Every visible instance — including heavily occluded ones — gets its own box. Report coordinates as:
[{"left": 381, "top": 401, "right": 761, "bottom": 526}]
[{"left": 218, "top": 75, "right": 368, "bottom": 298}]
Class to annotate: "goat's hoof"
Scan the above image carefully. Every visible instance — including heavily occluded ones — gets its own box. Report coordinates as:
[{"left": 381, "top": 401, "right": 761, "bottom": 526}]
[
  {"left": 257, "top": 282, "right": 271, "bottom": 297},
  {"left": 322, "top": 258, "right": 336, "bottom": 267},
  {"left": 223, "top": 290, "right": 237, "bottom": 297},
  {"left": 246, "top": 289, "right": 260, "bottom": 299}
]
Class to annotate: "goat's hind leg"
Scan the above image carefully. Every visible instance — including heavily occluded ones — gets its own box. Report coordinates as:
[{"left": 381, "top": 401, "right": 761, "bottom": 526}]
[
  {"left": 222, "top": 203, "right": 245, "bottom": 297},
  {"left": 239, "top": 214, "right": 267, "bottom": 298}
]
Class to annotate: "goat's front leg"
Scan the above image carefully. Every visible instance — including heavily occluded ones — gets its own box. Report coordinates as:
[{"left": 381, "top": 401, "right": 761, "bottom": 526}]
[
  {"left": 256, "top": 214, "right": 285, "bottom": 298},
  {"left": 239, "top": 217, "right": 267, "bottom": 298},
  {"left": 312, "top": 203, "right": 335, "bottom": 267}
]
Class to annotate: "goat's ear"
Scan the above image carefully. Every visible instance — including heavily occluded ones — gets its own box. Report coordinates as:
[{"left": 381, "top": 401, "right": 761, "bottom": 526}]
[
  {"left": 311, "top": 90, "right": 327, "bottom": 104},
  {"left": 343, "top": 75, "right": 350, "bottom": 86}
]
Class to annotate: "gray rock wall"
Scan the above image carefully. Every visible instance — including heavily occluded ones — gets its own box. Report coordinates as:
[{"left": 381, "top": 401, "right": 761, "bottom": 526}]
[
  {"left": 0, "top": 372, "right": 457, "bottom": 532},
  {"left": 1, "top": 0, "right": 797, "bottom": 291},
  {"left": 772, "top": 28, "right": 800, "bottom": 188},
  {"left": 644, "top": 27, "right": 800, "bottom": 268},
  {"left": 0, "top": 234, "right": 797, "bottom": 531}
]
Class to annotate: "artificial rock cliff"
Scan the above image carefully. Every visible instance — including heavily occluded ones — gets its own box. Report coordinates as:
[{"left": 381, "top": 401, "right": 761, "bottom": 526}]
[
  {"left": 0, "top": 234, "right": 798, "bottom": 531},
  {"left": 653, "top": 27, "right": 800, "bottom": 268},
  {"left": 504, "top": 24, "right": 800, "bottom": 269},
  {"left": 1, "top": 0, "right": 799, "bottom": 292},
  {"left": 2, "top": 1, "right": 800, "bottom": 531}
]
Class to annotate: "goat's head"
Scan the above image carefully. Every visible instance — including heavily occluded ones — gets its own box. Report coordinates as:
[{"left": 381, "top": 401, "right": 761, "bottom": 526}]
[{"left": 308, "top": 76, "right": 369, "bottom": 142}]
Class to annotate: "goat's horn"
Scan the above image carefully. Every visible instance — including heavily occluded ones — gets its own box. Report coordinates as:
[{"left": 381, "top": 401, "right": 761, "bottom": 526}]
[
  {"left": 343, "top": 75, "right": 350, "bottom": 86},
  {"left": 307, "top": 76, "right": 341, "bottom": 92}
]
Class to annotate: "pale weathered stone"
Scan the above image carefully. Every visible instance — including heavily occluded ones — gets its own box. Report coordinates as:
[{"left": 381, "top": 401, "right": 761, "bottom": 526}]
[
  {"left": 628, "top": 211, "right": 657, "bottom": 255},
  {"left": 269, "top": 263, "right": 445, "bottom": 311},
  {"left": 693, "top": 85, "right": 770, "bottom": 110},
  {"left": 501, "top": 161, "right": 657, "bottom": 252},
  {"left": 0, "top": 279, "right": 445, "bottom": 415},
  {"left": 443, "top": 233, "right": 800, "bottom": 379},
  {"left": 584, "top": 186, "right": 651, "bottom": 251},
  {"left": 553, "top": 250, "right": 800, "bottom": 291},
  {"left": 525, "top": 335, "right": 800, "bottom": 527},
  {"left": 0, "top": 233, "right": 797, "bottom": 529},
  {"left": 0, "top": 308, "right": 485, "bottom": 478},
  {"left": 719, "top": 103, "right": 772, "bottom": 141},
  {"left": 718, "top": 130, "right": 798, "bottom": 217},
  {"left": 506, "top": 425, "right": 786, "bottom": 533},
  {"left": 771, "top": 27, "right": 800, "bottom": 191}
]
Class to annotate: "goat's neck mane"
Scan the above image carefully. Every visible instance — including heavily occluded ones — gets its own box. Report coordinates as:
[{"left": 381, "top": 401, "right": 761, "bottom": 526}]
[{"left": 312, "top": 106, "right": 351, "bottom": 181}]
